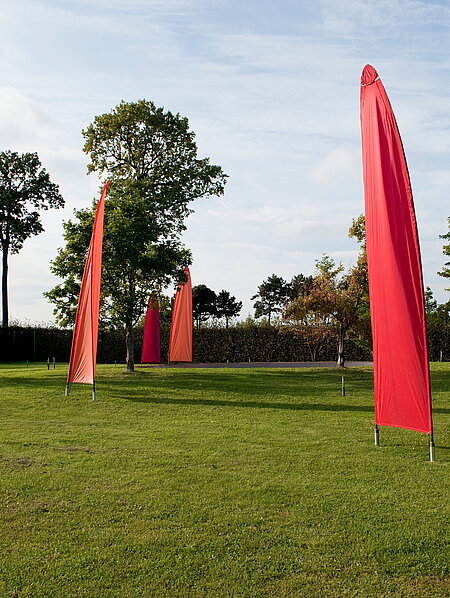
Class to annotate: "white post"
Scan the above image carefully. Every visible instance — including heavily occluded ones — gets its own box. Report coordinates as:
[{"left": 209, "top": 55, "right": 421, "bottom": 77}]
[
  {"left": 374, "top": 425, "right": 380, "bottom": 446},
  {"left": 429, "top": 433, "right": 435, "bottom": 462}
]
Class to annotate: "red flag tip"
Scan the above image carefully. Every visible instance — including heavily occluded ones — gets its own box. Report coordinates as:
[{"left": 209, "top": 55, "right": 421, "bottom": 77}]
[{"left": 361, "top": 64, "right": 379, "bottom": 86}]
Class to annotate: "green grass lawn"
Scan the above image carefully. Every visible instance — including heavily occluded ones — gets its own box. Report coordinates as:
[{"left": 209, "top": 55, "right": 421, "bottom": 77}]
[{"left": 0, "top": 363, "right": 449, "bottom": 598}]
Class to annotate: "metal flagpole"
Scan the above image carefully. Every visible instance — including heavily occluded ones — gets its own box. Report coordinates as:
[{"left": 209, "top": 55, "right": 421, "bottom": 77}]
[
  {"left": 374, "top": 425, "right": 380, "bottom": 446},
  {"left": 90, "top": 255, "right": 96, "bottom": 402},
  {"left": 429, "top": 432, "right": 435, "bottom": 462},
  {"left": 65, "top": 383, "right": 70, "bottom": 396}
]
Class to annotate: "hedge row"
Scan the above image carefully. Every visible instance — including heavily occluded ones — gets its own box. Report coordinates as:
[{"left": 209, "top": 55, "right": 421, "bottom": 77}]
[{"left": 1, "top": 323, "right": 448, "bottom": 364}]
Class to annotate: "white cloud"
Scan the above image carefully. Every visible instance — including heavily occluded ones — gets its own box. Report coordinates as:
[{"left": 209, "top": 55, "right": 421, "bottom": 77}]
[
  {"left": 312, "top": 148, "right": 360, "bottom": 184},
  {"left": 319, "top": 0, "right": 450, "bottom": 38}
]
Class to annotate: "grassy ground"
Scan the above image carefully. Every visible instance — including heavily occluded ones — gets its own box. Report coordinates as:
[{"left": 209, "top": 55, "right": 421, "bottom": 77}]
[{"left": 0, "top": 363, "right": 449, "bottom": 598}]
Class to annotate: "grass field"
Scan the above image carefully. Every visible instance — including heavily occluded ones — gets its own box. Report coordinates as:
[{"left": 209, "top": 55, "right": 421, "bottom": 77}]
[{"left": 0, "top": 363, "right": 449, "bottom": 598}]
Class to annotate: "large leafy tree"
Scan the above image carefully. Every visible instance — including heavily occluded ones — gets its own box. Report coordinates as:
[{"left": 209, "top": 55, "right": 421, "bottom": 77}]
[
  {"left": 46, "top": 100, "right": 227, "bottom": 371},
  {"left": 0, "top": 151, "right": 64, "bottom": 327},
  {"left": 215, "top": 290, "right": 242, "bottom": 328}
]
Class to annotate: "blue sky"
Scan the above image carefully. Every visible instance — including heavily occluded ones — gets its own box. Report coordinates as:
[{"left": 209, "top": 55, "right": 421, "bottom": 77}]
[{"left": 1, "top": 0, "right": 449, "bottom": 323}]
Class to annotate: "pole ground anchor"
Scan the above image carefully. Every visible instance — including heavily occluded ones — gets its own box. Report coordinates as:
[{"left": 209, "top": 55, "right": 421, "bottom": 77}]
[
  {"left": 374, "top": 425, "right": 380, "bottom": 446},
  {"left": 429, "top": 433, "right": 435, "bottom": 462}
]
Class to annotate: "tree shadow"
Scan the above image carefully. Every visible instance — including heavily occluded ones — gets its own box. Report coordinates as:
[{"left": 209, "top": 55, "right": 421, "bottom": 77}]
[
  {"left": 108, "top": 368, "right": 373, "bottom": 399},
  {"left": 119, "top": 393, "right": 374, "bottom": 413}
]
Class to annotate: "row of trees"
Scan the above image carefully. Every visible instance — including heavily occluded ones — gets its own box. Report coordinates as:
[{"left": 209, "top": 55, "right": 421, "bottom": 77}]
[
  {"left": 252, "top": 213, "right": 450, "bottom": 366},
  {"left": 192, "top": 286, "right": 242, "bottom": 328},
  {"left": 1, "top": 97, "right": 449, "bottom": 369}
]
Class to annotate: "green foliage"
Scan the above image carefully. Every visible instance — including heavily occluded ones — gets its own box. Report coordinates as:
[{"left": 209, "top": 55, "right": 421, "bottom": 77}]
[
  {"left": 425, "top": 287, "right": 450, "bottom": 332},
  {"left": 251, "top": 274, "right": 291, "bottom": 324},
  {"left": 192, "top": 286, "right": 242, "bottom": 329},
  {"left": 192, "top": 284, "right": 217, "bottom": 327},
  {"left": 215, "top": 290, "right": 242, "bottom": 327},
  {"left": 425, "top": 286, "right": 438, "bottom": 314},
  {"left": 0, "top": 323, "right": 373, "bottom": 364},
  {"left": 3, "top": 320, "right": 450, "bottom": 363},
  {"left": 348, "top": 214, "right": 366, "bottom": 247},
  {"left": 0, "top": 363, "right": 449, "bottom": 597},
  {"left": 46, "top": 100, "right": 227, "bottom": 370},
  {"left": 438, "top": 216, "right": 450, "bottom": 286},
  {"left": 289, "top": 273, "right": 314, "bottom": 300},
  {"left": 0, "top": 151, "right": 63, "bottom": 326},
  {"left": 284, "top": 254, "right": 369, "bottom": 366}
]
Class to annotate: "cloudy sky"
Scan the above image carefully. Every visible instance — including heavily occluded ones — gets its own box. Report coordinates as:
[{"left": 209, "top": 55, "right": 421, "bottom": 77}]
[{"left": 1, "top": 0, "right": 449, "bottom": 324}]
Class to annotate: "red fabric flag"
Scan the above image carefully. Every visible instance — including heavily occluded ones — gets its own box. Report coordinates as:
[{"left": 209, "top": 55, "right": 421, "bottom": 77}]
[
  {"left": 360, "top": 65, "right": 432, "bottom": 434},
  {"left": 169, "top": 267, "right": 193, "bottom": 362},
  {"left": 141, "top": 296, "right": 161, "bottom": 363},
  {"left": 67, "top": 181, "right": 110, "bottom": 386}
]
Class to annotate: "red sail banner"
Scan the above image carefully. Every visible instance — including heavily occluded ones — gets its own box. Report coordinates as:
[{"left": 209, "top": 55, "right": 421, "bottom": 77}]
[
  {"left": 141, "top": 296, "right": 161, "bottom": 363},
  {"left": 360, "top": 65, "right": 432, "bottom": 434},
  {"left": 169, "top": 267, "right": 192, "bottom": 362},
  {"left": 67, "top": 181, "right": 110, "bottom": 387}
]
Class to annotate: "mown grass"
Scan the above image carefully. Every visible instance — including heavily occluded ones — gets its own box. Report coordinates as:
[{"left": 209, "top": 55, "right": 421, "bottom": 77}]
[{"left": 0, "top": 363, "right": 449, "bottom": 597}]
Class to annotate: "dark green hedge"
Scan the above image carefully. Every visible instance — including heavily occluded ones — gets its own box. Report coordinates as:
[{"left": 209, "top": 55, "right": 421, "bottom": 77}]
[{"left": 0, "top": 322, "right": 448, "bottom": 364}]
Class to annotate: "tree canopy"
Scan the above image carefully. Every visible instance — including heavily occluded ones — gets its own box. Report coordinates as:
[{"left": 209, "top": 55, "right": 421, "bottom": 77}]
[
  {"left": 46, "top": 100, "right": 227, "bottom": 370},
  {"left": 0, "top": 151, "right": 64, "bottom": 327},
  {"left": 215, "top": 290, "right": 242, "bottom": 328},
  {"left": 192, "top": 284, "right": 217, "bottom": 328},
  {"left": 251, "top": 274, "right": 291, "bottom": 324},
  {"left": 284, "top": 253, "right": 368, "bottom": 367}
]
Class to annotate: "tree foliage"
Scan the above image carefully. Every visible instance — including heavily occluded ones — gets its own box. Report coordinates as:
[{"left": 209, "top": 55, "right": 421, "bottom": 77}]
[
  {"left": 191, "top": 286, "right": 242, "bottom": 328},
  {"left": 284, "top": 254, "right": 368, "bottom": 367},
  {"left": 439, "top": 216, "right": 450, "bottom": 286},
  {"left": 251, "top": 274, "right": 291, "bottom": 324},
  {"left": 0, "top": 151, "right": 64, "bottom": 327},
  {"left": 424, "top": 286, "right": 450, "bottom": 327},
  {"left": 215, "top": 290, "right": 242, "bottom": 328},
  {"left": 192, "top": 284, "right": 217, "bottom": 328},
  {"left": 46, "top": 100, "right": 227, "bottom": 370}
]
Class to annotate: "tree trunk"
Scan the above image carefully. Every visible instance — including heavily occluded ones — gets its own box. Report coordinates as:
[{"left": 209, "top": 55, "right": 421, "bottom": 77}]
[
  {"left": 2, "top": 249, "right": 8, "bottom": 328},
  {"left": 125, "top": 326, "right": 135, "bottom": 372},
  {"left": 337, "top": 325, "right": 345, "bottom": 367}
]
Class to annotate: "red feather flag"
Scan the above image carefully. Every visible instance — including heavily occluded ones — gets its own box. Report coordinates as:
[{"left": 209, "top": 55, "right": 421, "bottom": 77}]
[
  {"left": 141, "top": 296, "right": 161, "bottom": 364},
  {"left": 169, "top": 267, "right": 192, "bottom": 362},
  {"left": 360, "top": 65, "right": 432, "bottom": 436},
  {"left": 66, "top": 181, "right": 110, "bottom": 398}
]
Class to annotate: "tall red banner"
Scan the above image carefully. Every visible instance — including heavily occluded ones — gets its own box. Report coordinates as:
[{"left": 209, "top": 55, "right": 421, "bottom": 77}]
[
  {"left": 67, "top": 181, "right": 109, "bottom": 388},
  {"left": 360, "top": 65, "right": 432, "bottom": 434},
  {"left": 141, "top": 296, "right": 161, "bottom": 363},
  {"left": 169, "top": 267, "right": 192, "bottom": 362}
]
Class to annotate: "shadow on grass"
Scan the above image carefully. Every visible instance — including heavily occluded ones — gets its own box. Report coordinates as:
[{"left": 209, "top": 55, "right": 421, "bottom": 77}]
[
  {"left": 122, "top": 392, "right": 450, "bottom": 415},
  {"left": 119, "top": 394, "right": 374, "bottom": 413},
  {"left": 108, "top": 368, "right": 374, "bottom": 397}
]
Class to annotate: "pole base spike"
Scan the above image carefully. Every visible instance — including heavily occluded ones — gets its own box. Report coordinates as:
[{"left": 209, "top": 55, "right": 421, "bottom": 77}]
[
  {"left": 429, "top": 433, "right": 435, "bottom": 462},
  {"left": 374, "top": 425, "right": 380, "bottom": 446}
]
